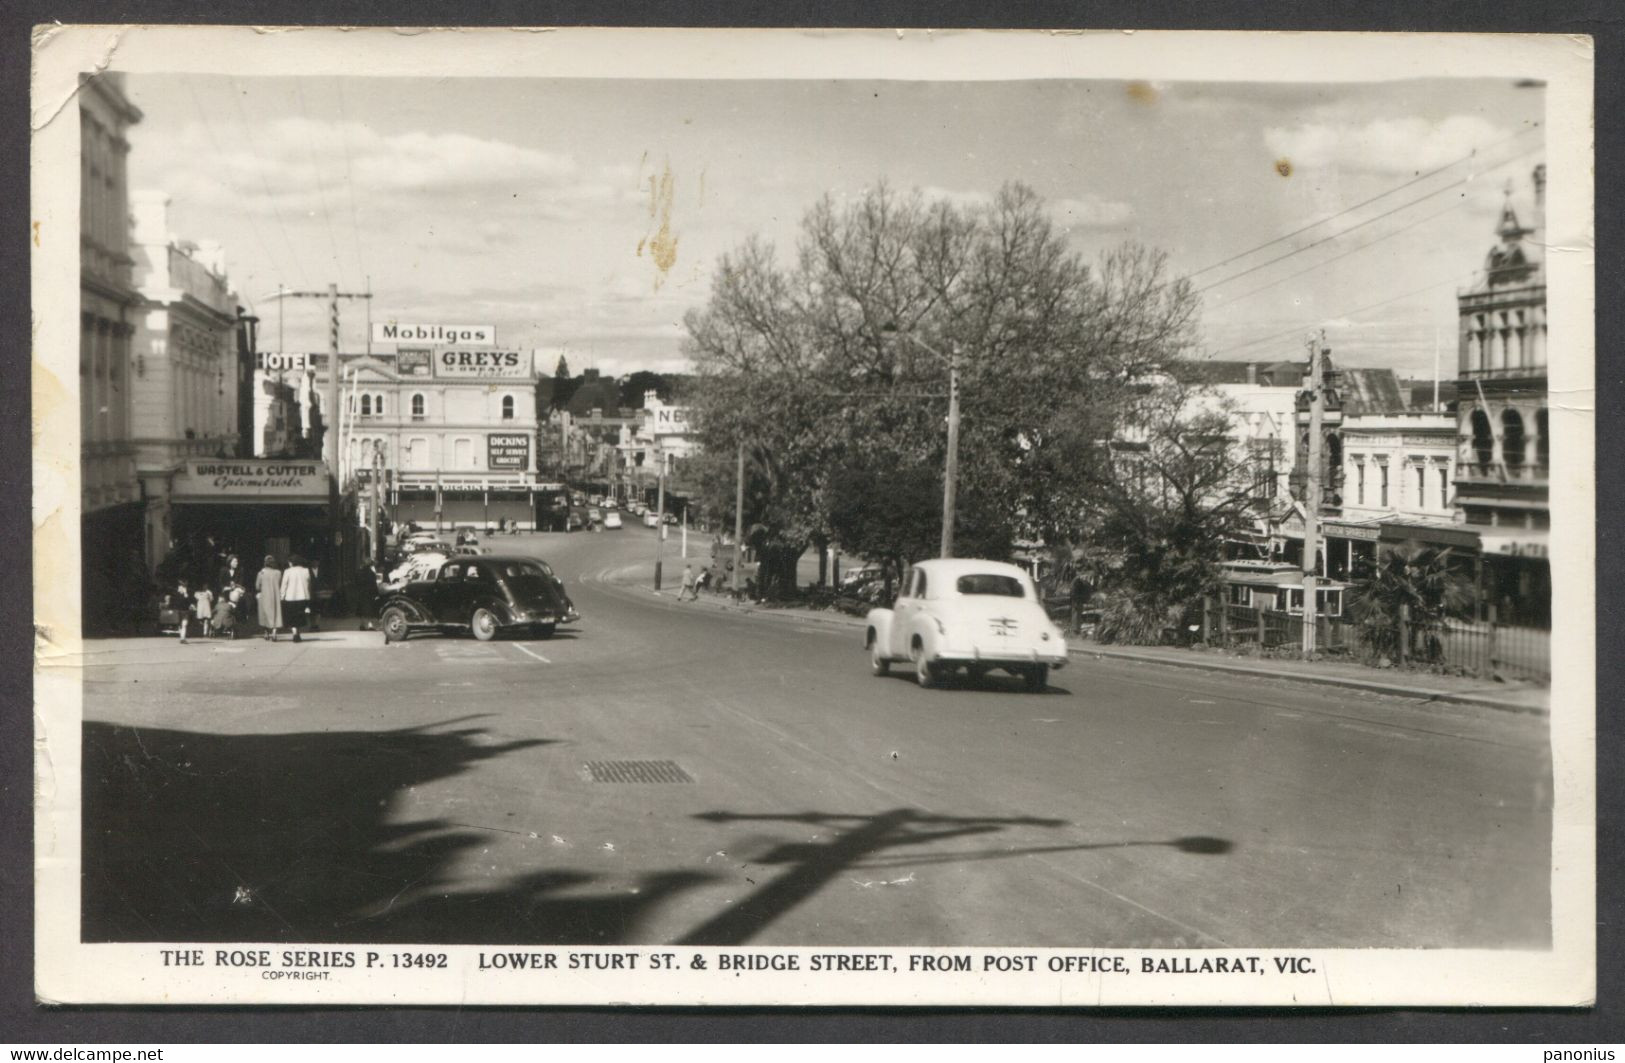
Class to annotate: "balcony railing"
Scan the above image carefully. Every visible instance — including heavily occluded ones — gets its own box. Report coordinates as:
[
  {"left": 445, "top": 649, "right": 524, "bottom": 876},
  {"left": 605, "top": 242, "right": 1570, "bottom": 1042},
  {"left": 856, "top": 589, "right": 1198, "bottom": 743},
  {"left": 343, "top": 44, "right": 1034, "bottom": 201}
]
[{"left": 1457, "top": 461, "right": 1548, "bottom": 484}]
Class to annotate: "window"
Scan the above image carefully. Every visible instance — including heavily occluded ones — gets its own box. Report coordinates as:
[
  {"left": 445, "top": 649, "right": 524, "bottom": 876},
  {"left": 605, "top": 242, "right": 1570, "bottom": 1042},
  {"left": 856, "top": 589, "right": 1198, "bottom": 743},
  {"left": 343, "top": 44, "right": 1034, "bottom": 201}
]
[
  {"left": 1470, "top": 409, "right": 1495, "bottom": 468},
  {"left": 1536, "top": 408, "right": 1549, "bottom": 468},
  {"left": 1318, "top": 588, "right": 1343, "bottom": 618},
  {"left": 1416, "top": 463, "right": 1425, "bottom": 507},
  {"left": 373, "top": 393, "right": 386, "bottom": 417},
  {"left": 1355, "top": 460, "right": 1365, "bottom": 506},
  {"left": 915, "top": 569, "right": 929, "bottom": 598},
  {"left": 956, "top": 574, "right": 1025, "bottom": 597},
  {"left": 501, "top": 395, "right": 515, "bottom": 421},
  {"left": 442, "top": 563, "right": 463, "bottom": 581},
  {"left": 1439, "top": 466, "right": 1450, "bottom": 510},
  {"left": 360, "top": 394, "right": 372, "bottom": 416},
  {"left": 1228, "top": 584, "right": 1252, "bottom": 606},
  {"left": 1501, "top": 409, "right": 1525, "bottom": 467},
  {"left": 411, "top": 393, "right": 425, "bottom": 420},
  {"left": 1378, "top": 463, "right": 1389, "bottom": 507},
  {"left": 454, "top": 437, "right": 474, "bottom": 468}
]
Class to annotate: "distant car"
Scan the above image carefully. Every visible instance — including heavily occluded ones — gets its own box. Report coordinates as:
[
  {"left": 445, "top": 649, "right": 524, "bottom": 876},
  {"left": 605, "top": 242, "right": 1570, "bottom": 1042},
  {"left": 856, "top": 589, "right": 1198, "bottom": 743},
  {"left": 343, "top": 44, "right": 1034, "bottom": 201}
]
[
  {"left": 587, "top": 507, "right": 602, "bottom": 525},
  {"left": 379, "top": 555, "right": 579, "bottom": 642},
  {"left": 603, "top": 500, "right": 618, "bottom": 510},
  {"left": 565, "top": 510, "right": 585, "bottom": 532},
  {"left": 603, "top": 511, "right": 622, "bottom": 529},
  {"left": 642, "top": 511, "right": 660, "bottom": 528},
  {"left": 402, "top": 538, "right": 453, "bottom": 556},
  {"left": 663, "top": 513, "right": 678, "bottom": 525},
  {"left": 864, "top": 559, "right": 1067, "bottom": 691},
  {"left": 454, "top": 544, "right": 492, "bottom": 556}
]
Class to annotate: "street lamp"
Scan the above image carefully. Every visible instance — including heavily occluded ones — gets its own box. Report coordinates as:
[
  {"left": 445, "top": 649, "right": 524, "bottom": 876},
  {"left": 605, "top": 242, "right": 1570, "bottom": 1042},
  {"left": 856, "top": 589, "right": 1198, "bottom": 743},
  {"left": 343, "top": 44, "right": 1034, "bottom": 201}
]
[{"left": 882, "top": 325, "right": 961, "bottom": 559}]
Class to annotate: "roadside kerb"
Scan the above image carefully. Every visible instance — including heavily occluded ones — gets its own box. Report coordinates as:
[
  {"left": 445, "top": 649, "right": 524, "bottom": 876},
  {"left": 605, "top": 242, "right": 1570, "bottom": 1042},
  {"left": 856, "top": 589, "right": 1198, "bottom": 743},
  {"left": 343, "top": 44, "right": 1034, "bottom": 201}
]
[{"left": 641, "top": 584, "right": 1547, "bottom": 715}]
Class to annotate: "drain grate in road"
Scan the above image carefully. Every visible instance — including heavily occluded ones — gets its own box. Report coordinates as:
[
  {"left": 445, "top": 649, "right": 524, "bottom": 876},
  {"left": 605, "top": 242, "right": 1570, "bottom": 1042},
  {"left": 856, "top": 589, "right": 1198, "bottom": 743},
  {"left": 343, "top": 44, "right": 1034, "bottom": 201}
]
[{"left": 585, "top": 759, "right": 695, "bottom": 784}]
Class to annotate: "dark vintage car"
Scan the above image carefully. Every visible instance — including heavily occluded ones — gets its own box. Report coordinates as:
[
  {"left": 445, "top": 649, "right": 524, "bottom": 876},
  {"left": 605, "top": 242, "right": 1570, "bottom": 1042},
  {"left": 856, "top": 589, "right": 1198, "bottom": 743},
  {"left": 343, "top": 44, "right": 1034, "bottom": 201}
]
[{"left": 379, "top": 555, "right": 579, "bottom": 642}]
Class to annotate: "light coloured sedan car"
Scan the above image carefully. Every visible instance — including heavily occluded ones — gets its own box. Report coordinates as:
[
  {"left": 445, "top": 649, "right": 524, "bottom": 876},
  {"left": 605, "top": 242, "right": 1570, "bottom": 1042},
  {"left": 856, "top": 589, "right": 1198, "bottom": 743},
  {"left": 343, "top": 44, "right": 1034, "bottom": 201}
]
[
  {"left": 864, "top": 559, "right": 1067, "bottom": 691},
  {"left": 603, "top": 511, "right": 622, "bottom": 529}
]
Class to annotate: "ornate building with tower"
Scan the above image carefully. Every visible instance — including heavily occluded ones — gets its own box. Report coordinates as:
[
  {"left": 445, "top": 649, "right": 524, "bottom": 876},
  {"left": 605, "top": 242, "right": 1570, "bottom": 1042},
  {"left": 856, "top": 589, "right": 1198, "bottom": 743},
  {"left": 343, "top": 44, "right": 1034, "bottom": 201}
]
[{"left": 1454, "top": 166, "right": 1549, "bottom": 625}]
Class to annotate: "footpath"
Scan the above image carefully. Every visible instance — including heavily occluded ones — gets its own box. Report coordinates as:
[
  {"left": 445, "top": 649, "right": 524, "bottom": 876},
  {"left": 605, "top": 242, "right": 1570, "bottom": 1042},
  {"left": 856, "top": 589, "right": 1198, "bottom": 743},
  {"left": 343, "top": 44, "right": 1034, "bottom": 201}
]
[{"left": 635, "top": 582, "right": 1550, "bottom": 716}]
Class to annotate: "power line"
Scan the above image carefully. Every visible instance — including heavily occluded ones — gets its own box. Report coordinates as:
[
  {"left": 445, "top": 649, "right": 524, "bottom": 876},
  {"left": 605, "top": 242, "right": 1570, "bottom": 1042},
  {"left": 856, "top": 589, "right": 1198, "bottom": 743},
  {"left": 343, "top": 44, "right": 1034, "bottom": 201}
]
[
  {"left": 1187, "top": 122, "right": 1542, "bottom": 279},
  {"left": 226, "top": 76, "right": 310, "bottom": 290},
  {"left": 333, "top": 78, "right": 370, "bottom": 292},
  {"left": 1204, "top": 198, "right": 1468, "bottom": 310},
  {"left": 183, "top": 79, "right": 288, "bottom": 291},
  {"left": 1205, "top": 272, "right": 1476, "bottom": 361},
  {"left": 1196, "top": 141, "right": 1542, "bottom": 294},
  {"left": 295, "top": 81, "right": 347, "bottom": 285}
]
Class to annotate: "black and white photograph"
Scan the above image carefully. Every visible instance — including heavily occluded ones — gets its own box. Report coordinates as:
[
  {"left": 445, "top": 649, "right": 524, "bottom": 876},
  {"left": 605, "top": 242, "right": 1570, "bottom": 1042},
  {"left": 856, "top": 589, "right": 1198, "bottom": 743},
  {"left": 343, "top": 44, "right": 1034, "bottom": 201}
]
[{"left": 31, "top": 26, "right": 1594, "bottom": 1007}]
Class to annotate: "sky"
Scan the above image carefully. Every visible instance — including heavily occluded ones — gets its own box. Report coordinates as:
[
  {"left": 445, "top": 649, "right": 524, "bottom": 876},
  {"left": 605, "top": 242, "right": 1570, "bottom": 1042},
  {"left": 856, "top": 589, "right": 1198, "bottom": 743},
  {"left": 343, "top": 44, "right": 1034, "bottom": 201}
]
[{"left": 121, "top": 74, "right": 1545, "bottom": 380}]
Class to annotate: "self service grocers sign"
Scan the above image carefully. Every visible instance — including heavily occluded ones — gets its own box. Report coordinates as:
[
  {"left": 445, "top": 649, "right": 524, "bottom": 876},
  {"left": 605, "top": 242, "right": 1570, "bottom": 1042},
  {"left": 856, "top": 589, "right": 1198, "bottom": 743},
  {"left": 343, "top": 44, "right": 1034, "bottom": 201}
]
[{"left": 434, "top": 348, "right": 531, "bottom": 379}]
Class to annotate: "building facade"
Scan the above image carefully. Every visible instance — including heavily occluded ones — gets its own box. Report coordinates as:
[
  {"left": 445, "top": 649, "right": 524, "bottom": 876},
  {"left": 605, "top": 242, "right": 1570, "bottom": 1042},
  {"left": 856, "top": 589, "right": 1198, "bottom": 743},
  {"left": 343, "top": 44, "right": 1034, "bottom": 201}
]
[
  {"left": 127, "top": 192, "right": 242, "bottom": 575},
  {"left": 317, "top": 348, "right": 543, "bottom": 530},
  {"left": 79, "top": 73, "right": 144, "bottom": 632},
  {"left": 1454, "top": 166, "right": 1550, "bottom": 624}
]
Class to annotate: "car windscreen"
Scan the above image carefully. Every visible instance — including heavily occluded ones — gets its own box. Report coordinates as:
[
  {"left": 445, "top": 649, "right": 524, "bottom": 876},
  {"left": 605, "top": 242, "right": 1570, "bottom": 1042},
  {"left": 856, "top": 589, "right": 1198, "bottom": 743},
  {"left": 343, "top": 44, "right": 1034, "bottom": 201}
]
[{"left": 955, "top": 573, "right": 1026, "bottom": 597}]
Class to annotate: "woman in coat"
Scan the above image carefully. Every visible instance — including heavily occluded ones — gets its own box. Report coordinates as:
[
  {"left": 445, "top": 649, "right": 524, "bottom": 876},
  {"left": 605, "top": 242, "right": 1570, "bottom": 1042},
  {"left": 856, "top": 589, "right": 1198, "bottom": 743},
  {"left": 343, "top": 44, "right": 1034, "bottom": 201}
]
[{"left": 256, "top": 555, "right": 283, "bottom": 641}]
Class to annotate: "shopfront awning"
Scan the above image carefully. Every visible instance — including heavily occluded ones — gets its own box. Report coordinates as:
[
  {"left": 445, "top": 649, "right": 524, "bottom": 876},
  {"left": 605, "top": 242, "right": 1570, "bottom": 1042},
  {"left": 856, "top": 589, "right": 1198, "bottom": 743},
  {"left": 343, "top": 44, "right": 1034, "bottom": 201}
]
[{"left": 168, "top": 459, "right": 334, "bottom": 506}]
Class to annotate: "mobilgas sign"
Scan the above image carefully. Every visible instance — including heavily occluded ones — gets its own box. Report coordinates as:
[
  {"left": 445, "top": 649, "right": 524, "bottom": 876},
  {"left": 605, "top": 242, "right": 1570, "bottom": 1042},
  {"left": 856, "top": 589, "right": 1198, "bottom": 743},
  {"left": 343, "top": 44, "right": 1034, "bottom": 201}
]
[
  {"left": 372, "top": 322, "right": 495, "bottom": 346},
  {"left": 434, "top": 348, "right": 530, "bottom": 379}
]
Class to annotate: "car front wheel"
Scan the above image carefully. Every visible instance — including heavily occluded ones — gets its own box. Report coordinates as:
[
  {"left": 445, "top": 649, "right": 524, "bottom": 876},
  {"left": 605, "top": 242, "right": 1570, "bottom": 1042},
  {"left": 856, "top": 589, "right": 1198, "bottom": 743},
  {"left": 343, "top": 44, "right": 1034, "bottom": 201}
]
[
  {"left": 1024, "top": 664, "right": 1049, "bottom": 692},
  {"left": 471, "top": 607, "right": 500, "bottom": 642},
  {"left": 870, "top": 642, "right": 890, "bottom": 676},
  {"left": 381, "top": 606, "right": 410, "bottom": 643}
]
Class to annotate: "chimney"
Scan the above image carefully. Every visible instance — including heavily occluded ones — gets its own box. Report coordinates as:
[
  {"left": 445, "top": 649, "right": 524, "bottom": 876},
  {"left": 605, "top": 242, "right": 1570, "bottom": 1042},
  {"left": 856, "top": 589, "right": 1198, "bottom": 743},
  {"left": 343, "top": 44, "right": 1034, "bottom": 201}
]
[{"left": 1245, "top": 362, "right": 1257, "bottom": 385}]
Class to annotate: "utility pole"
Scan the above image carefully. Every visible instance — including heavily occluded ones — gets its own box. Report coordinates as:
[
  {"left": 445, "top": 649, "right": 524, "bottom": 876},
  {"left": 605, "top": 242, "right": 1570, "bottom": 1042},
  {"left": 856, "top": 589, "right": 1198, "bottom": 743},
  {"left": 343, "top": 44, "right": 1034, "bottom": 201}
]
[
  {"left": 733, "top": 441, "right": 745, "bottom": 597},
  {"left": 941, "top": 349, "right": 961, "bottom": 559},
  {"left": 370, "top": 440, "right": 383, "bottom": 568},
  {"left": 1301, "top": 332, "right": 1326, "bottom": 659},
  {"left": 654, "top": 448, "right": 667, "bottom": 590},
  {"left": 262, "top": 283, "right": 373, "bottom": 468}
]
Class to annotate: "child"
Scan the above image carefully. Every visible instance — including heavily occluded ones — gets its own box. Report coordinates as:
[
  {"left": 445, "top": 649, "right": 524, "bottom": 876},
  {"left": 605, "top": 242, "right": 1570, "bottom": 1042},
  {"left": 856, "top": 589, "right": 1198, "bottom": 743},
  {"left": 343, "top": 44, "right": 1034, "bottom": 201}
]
[
  {"left": 193, "top": 584, "right": 215, "bottom": 639},
  {"left": 211, "top": 593, "right": 237, "bottom": 639},
  {"left": 171, "top": 580, "right": 193, "bottom": 643}
]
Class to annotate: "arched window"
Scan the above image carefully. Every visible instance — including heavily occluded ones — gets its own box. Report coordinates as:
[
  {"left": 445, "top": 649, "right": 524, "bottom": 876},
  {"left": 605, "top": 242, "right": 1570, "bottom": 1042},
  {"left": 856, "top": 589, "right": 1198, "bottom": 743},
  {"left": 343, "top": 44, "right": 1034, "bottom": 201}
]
[
  {"left": 411, "top": 393, "right": 425, "bottom": 419},
  {"left": 501, "top": 395, "right": 515, "bottom": 421},
  {"left": 373, "top": 393, "right": 385, "bottom": 416},
  {"left": 1471, "top": 409, "right": 1495, "bottom": 469},
  {"left": 1501, "top": 409, "right": 1525, "bottom": 467},
  {"left": 1536, "top": 408, "right": 1549, "bottom": 468},
  {"left": 359, "top": 394, "right": 372, "bottom": 417}
]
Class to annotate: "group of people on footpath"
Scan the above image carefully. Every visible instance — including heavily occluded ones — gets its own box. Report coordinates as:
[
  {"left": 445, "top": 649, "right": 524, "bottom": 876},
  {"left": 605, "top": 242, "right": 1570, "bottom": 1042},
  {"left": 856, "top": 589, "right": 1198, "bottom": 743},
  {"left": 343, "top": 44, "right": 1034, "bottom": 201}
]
[{"left": 162, "top": 549, "right": 316, "bottom": 644}]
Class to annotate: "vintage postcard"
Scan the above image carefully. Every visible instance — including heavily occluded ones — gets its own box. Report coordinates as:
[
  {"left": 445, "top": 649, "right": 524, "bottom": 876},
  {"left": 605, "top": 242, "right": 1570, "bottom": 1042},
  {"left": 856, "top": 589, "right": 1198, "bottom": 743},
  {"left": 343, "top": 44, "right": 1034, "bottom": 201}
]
[{"left": 31, "top": 26, "right": 1595, "bottom": 1006}]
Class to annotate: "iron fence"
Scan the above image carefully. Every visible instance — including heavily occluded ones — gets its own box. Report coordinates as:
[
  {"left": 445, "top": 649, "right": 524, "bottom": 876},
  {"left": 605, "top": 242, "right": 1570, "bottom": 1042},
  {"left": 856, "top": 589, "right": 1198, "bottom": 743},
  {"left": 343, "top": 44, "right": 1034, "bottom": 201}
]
[{"left": 1205, "top": 599, "right": 1548, "bottom": 682}]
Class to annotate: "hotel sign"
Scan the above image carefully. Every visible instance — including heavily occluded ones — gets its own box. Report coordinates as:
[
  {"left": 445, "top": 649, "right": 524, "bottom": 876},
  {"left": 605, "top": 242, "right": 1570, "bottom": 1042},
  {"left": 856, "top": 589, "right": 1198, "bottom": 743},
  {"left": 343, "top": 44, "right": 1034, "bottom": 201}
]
[
  {"left": 256, "top": 352, "right": 309, "bottom": 373},
  {"left": 171, "top": 460, "right": 333, "bottom": 502},
  {"left": 434, "top": 348, "right": 531, "bottom": 379},
  {"left": 373, "top": 322, "right": 496, "bottom": 346}
]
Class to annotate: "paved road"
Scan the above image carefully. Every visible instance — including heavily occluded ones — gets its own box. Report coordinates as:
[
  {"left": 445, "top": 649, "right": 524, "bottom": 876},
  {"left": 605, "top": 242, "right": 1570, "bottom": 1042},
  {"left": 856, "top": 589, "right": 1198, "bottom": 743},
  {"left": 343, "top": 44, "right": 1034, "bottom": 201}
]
[{"left": 80, "top": 527, "right": 1552, "bottom": 948}]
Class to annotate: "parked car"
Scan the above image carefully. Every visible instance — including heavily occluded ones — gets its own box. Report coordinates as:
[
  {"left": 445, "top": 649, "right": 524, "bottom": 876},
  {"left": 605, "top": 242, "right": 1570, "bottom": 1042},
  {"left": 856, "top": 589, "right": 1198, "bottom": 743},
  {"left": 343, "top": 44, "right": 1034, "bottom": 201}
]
[
  {"left": 864, "top": 559, "right": 1067, "bottom": 691},
  {"left": 603, "top": 499, "right": 618, "bottom": 510},
  {"left": 454, "top": 544, "right": 492, "bottom": 556},
  {"left": 642, "top": 511, "right": 660, "bottom": 528},
  {"left": 402, "top": 537, "right": 453, "bottom": 556},
  {"left": 587, "top": 507, "right": 602, "bottom": 526},
  {"left": 603, "top": 511, "right": 622, "bottom": 529},
  {"left": 379, "top": 555, "right": 579, "bottom": 642}
]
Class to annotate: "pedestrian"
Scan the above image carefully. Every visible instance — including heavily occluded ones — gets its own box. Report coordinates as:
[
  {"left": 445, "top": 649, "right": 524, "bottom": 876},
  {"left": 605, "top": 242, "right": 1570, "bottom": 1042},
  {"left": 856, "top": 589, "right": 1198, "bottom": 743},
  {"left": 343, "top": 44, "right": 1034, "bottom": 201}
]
[
  {"left": 280, "top": 553, "right": 313, "bottom": 643},
  {"left": 170, "top": 579, "right": 193, "bottom": 643},
  {"left": 217, "top": 553, "right": 242, "bottom": 596},
  {"left": 678, "top": 563, "right": 698, "bottom": 601},
  {"left": 356, "top": 561, "right": 380, "bottom": 630},
  {"left": 211, "top": 592, "right": 237, "bottom": 639},
  {"left": 256, "top": 555, "right": 283, "bottom": 641},
  {"left": 193, "top": 584, "right": 215, "bottom": 639}
]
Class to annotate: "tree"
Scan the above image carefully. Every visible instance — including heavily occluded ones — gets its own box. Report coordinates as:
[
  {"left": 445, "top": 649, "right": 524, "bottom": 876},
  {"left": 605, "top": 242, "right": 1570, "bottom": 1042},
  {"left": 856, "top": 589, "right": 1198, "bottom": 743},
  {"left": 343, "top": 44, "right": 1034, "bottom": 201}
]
[{"left": 1348, "top": 545, "right": 1473, "bottom": 662}]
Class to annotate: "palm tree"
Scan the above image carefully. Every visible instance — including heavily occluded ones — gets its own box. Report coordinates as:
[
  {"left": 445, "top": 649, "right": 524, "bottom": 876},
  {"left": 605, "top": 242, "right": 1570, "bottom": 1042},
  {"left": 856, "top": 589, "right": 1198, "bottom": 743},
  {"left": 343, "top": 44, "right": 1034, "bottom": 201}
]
[{"left": 1348, "top": 545, "right": 1473, "bottom": 662}]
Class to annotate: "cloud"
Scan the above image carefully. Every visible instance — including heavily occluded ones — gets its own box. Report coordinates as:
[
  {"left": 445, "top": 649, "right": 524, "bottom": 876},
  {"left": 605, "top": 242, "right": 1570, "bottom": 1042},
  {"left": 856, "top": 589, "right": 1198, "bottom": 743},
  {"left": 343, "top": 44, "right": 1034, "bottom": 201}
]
[
  {"left": 1262, "top": 115, "right": 1514, "bottom": 177},
  {"left": 145, "top": 117, "right": 637, "bottom": 222},
  {"left": 1051, "top": 193, "right": 1135, "bottom": 229}
]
